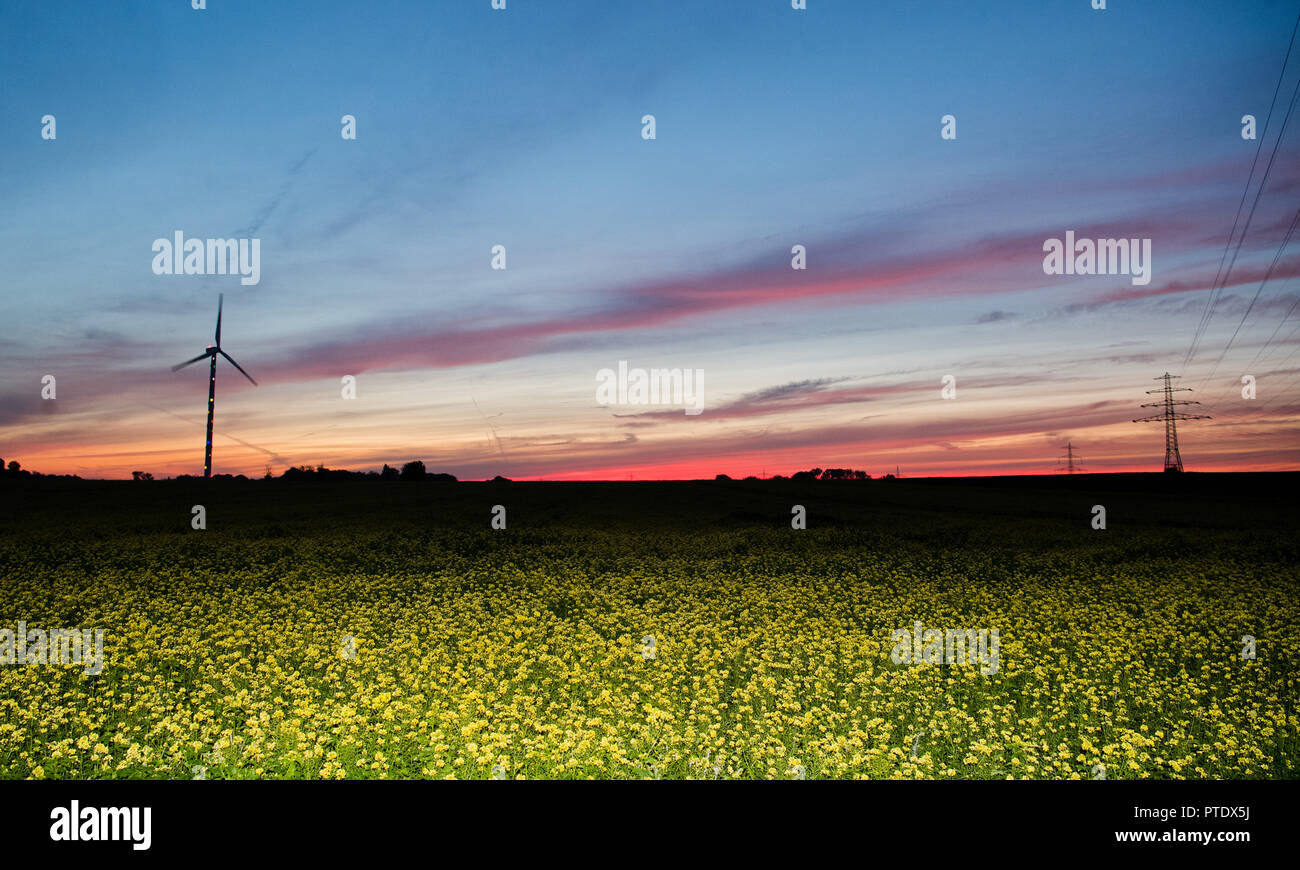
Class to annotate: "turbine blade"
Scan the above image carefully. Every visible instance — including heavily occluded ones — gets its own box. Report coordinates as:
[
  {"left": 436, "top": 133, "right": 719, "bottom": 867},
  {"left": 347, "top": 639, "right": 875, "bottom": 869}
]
[
  {"left": 171, "top": 351, "right": 212, "bottom": 372},
  {"left": 219, "top": 349, "right": 257, "bottom": 385},
  {"left": 215, "top": 293, "right": 224, "bottom": 346}
]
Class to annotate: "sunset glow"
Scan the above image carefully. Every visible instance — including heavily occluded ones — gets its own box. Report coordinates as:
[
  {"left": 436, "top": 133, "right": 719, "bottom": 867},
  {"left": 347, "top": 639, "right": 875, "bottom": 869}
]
[{"left": 2, "top": 0, "right": 1297, "bottom": 479}]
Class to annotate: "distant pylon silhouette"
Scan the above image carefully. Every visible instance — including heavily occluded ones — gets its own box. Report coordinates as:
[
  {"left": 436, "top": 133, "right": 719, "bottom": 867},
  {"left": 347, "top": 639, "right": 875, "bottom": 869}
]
[
  {"left": 1132, "top": 373, "right": 1211, "bottom": 473},
  {"left": 1057, "top": 442, "right": 1084, "bottom": 473}
]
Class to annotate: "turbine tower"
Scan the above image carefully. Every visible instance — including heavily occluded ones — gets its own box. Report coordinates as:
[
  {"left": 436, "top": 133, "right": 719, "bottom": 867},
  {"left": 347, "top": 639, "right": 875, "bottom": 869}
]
[
  {"left": 171, "top": 294, "right": 257, "bottom": 478},
  {"left": 1132, "top": 373, "right": 1210, "bottom": 473}
]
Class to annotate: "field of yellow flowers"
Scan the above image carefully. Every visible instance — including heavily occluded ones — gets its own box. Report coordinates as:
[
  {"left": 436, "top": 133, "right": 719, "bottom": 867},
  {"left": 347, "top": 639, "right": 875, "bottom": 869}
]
[{"left": 1, "top": 477, "right": 1296, "bottom": 779}]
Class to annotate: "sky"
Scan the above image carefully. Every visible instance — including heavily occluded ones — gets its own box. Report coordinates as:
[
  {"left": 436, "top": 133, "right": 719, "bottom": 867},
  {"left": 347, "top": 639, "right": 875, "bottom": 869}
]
[{"left": 1, "top": 0, "right": 1299, "bottom": 480}]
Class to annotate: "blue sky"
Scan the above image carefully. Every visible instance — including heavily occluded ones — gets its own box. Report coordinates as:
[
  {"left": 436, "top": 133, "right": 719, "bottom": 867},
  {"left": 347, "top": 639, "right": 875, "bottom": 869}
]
[{"left": 2, "top": 0, "right": 1298, "bottom": 478}]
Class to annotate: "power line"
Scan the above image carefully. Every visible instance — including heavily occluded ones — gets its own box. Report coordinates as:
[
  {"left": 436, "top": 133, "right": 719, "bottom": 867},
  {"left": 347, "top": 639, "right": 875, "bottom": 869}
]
[
  {"left": 1202, "top": 355, "right": 1300, "bottom": 429},
  {"left": 1195, "top": 200, "right": 1300, "bottom": 393},
  {"left": 1213, "top": 275, "right": 1300, "bottom": 399},
  {"left": 1182, "top": 8, "right": 1300, "bottom": 373},
  {"left": 1191, "top": 68, "right": 1300, "bottom": 385},
  {"left": 1235, "top": 333, "right": 1300, "bottom": 418},
  {"left": 1198, "top": 274, "right": 1300, "bottom": 414}
]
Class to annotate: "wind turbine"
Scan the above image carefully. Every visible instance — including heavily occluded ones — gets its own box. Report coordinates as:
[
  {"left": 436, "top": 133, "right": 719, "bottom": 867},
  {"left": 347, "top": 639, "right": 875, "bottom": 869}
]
[{"left": 171, "top": 294, "right": 257, "bottom": 478}]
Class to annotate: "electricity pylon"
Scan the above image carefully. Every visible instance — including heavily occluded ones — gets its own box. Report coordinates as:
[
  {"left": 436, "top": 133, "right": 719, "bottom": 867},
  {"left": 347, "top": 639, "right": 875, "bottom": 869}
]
[
  {"left": 1133, "top": 373, "right": 1210, "bottom": 473},
  {"left": 1057, "top": 442, "right": 1084, "bottom": 473}
]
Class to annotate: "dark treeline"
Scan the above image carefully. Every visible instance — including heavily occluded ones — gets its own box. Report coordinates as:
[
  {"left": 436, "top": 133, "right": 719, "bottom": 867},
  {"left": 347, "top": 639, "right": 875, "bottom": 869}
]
[
  {"left": 4, "top": 454, "right": 893, "bottom": 483},
  {"left": 716, "top": 467, "right": 884, "bottom": 481},
  {"left": 177, "top": 460, "right": 462, "bottom": 482},
  {"left": 279, "top": 460, "right": 458, "bottom": 482},
  {"left": 0, "top": 457, "right": 463, "bottom": 482},
  {"left": 0, "top": 458, "right": 82, "bottom": 481},
  {"left": 792, "top": 467, "right": 876, "bottom": 480}
]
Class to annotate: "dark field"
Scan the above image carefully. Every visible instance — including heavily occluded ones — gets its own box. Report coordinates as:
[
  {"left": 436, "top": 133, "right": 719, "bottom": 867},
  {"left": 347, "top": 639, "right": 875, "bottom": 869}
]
[{"left": 1, "top": 474, "right": 1297, "bottom": 779}]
